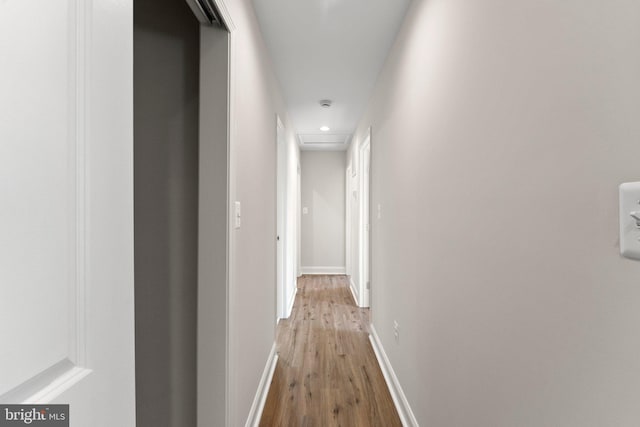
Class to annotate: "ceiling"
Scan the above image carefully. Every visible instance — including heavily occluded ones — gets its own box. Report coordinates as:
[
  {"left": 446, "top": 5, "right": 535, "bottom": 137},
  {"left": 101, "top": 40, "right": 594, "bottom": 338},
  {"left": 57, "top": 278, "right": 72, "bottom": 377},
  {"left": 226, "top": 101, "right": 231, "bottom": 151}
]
[{"left": 252, "top": 0, "right": 411, "bottom": 150}]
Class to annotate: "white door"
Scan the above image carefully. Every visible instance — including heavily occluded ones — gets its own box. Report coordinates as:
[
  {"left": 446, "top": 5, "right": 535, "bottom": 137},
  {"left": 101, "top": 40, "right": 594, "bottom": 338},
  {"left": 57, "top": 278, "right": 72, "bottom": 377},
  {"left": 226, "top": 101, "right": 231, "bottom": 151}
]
[
  {"left": 345, "top": 166, "right": 352, "bottom": 277},
  {"left": 297, "top": 163, "right": 302, "bottom": 277},
  {"left": 350, "top": 168, "right": 360, "bottom": 300},
  {"left": 360, "top": 138, "right": 371, "bottom": 307},
  {"left": 0, "top": 1, "right": 136, "bottom": 425},
  {"left": 276, "top": 117, "right": 287, "bottom": 319}
]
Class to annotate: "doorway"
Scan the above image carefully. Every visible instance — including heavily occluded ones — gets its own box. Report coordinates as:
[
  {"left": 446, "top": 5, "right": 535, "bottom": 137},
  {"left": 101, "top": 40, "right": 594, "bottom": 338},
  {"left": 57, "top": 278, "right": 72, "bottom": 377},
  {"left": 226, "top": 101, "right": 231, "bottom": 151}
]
[
  {"left": 346, "top": 166, "right": 352, "bottom": 278},
  {"left": 346, "top": 129, "right": 372, "bottom": 308},
  {"left": 134, "top": 0, "right": 202, "bottom": 426},
  {"left": 359, "top": 133, "right": 371, "bottom": 308},
  {"left": 276, "top": 116, "right": 287, "bottom": 320}
]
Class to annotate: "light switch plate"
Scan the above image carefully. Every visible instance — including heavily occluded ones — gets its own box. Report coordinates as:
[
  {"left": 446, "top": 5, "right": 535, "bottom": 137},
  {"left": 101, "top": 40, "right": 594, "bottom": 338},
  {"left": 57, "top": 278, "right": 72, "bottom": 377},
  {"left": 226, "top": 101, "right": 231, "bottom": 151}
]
[
  {"left": 619, "top": 182, "right": 640, "bottom": 260},
  {"left": 302, "top": 207, "right": 308, "bottom": 215}
]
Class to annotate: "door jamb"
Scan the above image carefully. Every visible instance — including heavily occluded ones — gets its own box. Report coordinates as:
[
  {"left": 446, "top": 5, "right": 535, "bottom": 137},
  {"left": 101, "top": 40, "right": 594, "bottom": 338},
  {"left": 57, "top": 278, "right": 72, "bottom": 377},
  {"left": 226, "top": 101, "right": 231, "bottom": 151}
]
[
  {"left": 276, "top": 115, "right": 287, "bottom": 320},
  {"left": 201, "top": 2, "right": 235, "bottom": 426},
  {"left": 358, "top": 129, "right": 371, "bottom": 308}
]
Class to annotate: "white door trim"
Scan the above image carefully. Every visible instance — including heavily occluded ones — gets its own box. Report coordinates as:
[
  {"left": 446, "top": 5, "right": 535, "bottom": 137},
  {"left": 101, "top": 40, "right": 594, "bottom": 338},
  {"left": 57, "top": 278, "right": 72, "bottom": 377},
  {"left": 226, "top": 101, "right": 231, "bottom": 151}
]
[
  {"left": 297, "top": 162, "right": 302, "bottom": 277},
  {"left": 206, "top": 3, "right": 238, "bottom": 425},
  {"left": 358, "top": 129, "right": 371, "bottom": 308},
  {"left": 200, "top": 2, "right": 235, "bottom": 426},
  {"left": 345, "top": 165, "right": 352, "bottom": 277},
  {"left": 276, "top": 115, "right": 287, "bottom": 320}
]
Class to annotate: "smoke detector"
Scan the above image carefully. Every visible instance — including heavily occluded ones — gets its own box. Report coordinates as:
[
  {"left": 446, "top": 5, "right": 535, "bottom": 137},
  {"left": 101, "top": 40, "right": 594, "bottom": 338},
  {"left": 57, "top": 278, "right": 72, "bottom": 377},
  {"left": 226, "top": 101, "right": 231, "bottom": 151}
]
[{"left": 319, "top": 99, "right": 332, "bottom": 108}]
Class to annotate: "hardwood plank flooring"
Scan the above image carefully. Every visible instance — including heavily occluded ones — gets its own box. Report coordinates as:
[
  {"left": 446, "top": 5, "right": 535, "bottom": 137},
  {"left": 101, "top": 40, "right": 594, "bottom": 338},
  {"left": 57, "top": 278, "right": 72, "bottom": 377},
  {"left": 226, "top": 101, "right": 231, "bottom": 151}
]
[{"left": 259, "top": 275, "right": 402, "bottom": 427}]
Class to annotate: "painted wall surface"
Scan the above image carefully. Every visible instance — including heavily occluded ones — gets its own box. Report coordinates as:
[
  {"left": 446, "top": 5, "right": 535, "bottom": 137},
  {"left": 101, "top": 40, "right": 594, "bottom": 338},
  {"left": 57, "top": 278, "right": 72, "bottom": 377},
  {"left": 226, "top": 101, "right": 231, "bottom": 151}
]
[
  {"left": 301, "top": 151, "right": 346, "bottom": 272},
  {"left": 224, "top": 0, "right": 300, "bottom": 424},
  {"left": 134, "top": 1, "right": 199, "bottom": 425},
  {"left": 350, "top": 0, "right": 640, "bottom": 425}
]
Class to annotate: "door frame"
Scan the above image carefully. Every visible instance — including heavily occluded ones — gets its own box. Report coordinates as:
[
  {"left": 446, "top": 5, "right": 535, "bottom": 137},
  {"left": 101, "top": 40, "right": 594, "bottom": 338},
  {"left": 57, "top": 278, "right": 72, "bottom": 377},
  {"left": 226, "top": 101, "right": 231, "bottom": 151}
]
[
  {"left": 276, "top": 115, "right": 287, "bottom": 320},
  {"left": 297, "top": 162, "right": 302, "bottom": 278},
  {"left": 194, "top": 1, "right": 235, "bottom": 426},
  {"left": 345, "top": 165, "right": 352, "bottom": 278},
  {"left": 358, "top": 130, "right": 371, "bottom": 308}
]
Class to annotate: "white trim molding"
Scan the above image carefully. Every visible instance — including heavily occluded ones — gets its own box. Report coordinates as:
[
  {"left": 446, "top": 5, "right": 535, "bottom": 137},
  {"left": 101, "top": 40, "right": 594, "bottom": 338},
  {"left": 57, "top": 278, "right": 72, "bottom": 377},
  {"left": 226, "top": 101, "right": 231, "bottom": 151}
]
[
  {"left": 244, "top": 343, "right": 278, "bottom": 427},
  {"left": 286, "top": 285, "right": 298, "bottom": 319},
  {"left": 210, "top": 0, "right": 234, "bottom": 424},
  {"left": 369, "top": 325, "right": 419, "bottom": 427},
  {"left": 300, "top": 266, "right": 346, "bottom": 275},
  {"left": 211, "top": 0, "right": 235, "bottom": 31},
  {"left": 349, "top": 276, "right": 359, "bottom": 306}
]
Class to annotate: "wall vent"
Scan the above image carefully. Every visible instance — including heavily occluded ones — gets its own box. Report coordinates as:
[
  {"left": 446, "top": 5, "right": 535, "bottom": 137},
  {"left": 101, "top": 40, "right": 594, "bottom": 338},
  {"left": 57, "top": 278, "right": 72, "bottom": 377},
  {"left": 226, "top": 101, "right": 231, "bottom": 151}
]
[{"left": 298, "top": 134, "right": 351, "bottom": 150}]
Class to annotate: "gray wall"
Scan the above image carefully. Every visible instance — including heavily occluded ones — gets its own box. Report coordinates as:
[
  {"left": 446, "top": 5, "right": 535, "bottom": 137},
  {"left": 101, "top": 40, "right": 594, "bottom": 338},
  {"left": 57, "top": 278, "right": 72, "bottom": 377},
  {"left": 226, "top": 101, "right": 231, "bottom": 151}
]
[
  {"left": 134, "top": 0, "right": 199, "bottom": 426},
  {"left": 350, "top": 0, "right": 640, "bottom": 425},
  {"left": 221, "top": 0, "right": 298, "bottom": 423},
  {"left": 301, "top": 151, "right": 346, "bottom": 272}
]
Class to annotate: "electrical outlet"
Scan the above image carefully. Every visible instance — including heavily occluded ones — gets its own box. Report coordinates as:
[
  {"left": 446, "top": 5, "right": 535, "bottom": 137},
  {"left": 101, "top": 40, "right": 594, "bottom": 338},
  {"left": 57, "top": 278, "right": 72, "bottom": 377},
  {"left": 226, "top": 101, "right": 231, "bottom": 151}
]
[{"left": 393, "top": 320, "right": 399, "bottom": 342}]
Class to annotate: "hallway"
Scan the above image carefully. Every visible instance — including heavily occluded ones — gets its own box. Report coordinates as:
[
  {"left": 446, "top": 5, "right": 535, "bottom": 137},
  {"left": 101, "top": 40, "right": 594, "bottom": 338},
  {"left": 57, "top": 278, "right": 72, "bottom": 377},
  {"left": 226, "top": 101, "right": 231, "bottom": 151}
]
[
  {"left": 260, "top": 275, "right": 401, "bottom": 427},
  {"left": 4, "top": 0, "right": 640, "bottom": 425}
]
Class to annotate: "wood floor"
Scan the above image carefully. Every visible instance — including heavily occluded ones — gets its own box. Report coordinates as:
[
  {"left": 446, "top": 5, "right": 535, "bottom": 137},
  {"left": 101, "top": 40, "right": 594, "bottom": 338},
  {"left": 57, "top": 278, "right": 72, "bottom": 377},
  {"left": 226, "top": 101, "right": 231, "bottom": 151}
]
[{"left": 259, "top": 275, "right": 402, "bottom": 427}]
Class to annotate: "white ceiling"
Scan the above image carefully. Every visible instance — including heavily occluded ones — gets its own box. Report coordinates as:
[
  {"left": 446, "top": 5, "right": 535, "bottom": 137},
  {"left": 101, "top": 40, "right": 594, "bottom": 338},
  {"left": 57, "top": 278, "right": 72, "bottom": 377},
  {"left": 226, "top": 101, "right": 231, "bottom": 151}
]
[{"left": 252, "top": 0, "right": 411, "bottom": 150}]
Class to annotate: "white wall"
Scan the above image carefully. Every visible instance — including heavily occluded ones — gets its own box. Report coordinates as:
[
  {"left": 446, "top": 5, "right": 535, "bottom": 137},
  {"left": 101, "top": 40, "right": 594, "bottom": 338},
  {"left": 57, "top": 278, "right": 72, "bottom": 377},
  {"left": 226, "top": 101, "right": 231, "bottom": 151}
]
[
  {"left": 301, "top": 151, "right": 346, "bottom": 274},
  {"left": 351, "top": 0, "right": 640, "bottom": 425},
  {"left": 222, "top": 0, "right": 300, "bottom": 424}
]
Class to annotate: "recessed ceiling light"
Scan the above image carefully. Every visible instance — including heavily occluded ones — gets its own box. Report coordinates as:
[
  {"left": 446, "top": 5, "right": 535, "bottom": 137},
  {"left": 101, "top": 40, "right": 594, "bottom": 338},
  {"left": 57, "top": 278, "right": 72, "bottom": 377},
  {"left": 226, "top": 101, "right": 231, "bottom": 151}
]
[
  {"left": 320, "top": 126, "right": 330, "bottom": 132},
  {"left": 319, "top": 100, "right": 332, "bottom": 108}
]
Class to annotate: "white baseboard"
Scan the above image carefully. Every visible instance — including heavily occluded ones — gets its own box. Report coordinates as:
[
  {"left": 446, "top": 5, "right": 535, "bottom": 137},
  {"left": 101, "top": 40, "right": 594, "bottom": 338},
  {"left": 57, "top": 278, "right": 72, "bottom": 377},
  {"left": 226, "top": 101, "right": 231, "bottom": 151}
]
[
  {"left": 300, "top": 266, "right": 346, "bottom": 275},
  {"left": 286, "top": 285, "right": 298, "bottom": 318},
  {"left": 245, "top": 343, "right": 278, "bottom": 427},
  {"left": 369, "top": 325, "right": 419, "bottom": 427},
  {"left": 349, "top": 276, "right": 359, "bottom": 306}
]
